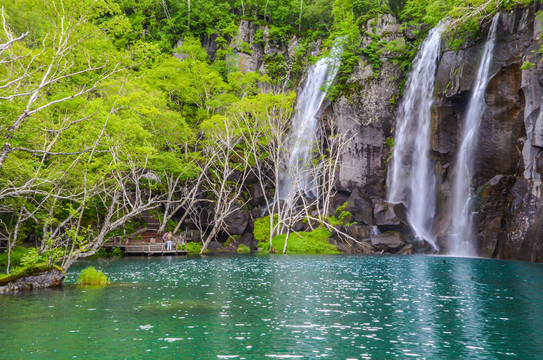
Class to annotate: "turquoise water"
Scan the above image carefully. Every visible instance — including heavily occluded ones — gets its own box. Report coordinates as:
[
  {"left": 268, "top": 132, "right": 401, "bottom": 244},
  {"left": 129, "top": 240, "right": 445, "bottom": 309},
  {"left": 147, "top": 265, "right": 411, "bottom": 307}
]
[{"left": 1, "top": 255, "right": 543, "bottom": 359}]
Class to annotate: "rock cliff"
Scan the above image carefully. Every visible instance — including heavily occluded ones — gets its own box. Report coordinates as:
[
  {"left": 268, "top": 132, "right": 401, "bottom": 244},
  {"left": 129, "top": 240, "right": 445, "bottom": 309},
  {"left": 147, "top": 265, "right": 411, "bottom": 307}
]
[
  {"left": 431, "top": 5, "right": 543, "bottom": 261},
  {"left": 327, "top": 4, "right": 543, "bottom": 261}
]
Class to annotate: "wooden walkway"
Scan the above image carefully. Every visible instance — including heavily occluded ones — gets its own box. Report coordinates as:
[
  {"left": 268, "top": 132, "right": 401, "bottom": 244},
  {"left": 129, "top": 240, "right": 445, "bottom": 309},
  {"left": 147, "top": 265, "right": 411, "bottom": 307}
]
[
  {"left": 124, "top": 243, "right": 187, "bottom": 256},
  {"left": 102, "top": 228, "right": 202, "bottom": 256},
  {"left": 103, "top": 238, "right": 188, "bottom": 256}
]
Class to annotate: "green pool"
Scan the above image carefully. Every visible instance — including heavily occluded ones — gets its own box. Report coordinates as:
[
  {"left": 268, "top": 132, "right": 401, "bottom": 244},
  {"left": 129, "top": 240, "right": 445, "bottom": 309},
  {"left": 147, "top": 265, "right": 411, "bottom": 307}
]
[{"left": 1, "top": 255, "right": 542, "bottom": 359}]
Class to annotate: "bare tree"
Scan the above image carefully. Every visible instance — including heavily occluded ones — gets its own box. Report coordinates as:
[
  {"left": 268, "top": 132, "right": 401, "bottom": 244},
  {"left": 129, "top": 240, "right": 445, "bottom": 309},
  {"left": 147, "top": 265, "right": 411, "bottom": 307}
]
[
  {"left": 198, "top": 115, "right": 251, "bottom": 254},
  {"left": 158, "top": 156, "right": 212, "bottom": 234}
]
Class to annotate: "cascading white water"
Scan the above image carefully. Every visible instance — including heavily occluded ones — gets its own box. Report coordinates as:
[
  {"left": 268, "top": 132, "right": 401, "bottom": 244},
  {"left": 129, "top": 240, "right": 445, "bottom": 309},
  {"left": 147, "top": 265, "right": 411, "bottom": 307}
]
[
  {"left": 448, "top": 15, "right": 500, "bottom": 256},
  {"left": 386, "top": 24, "right": 445, "bottom": 251},
  {"left": 279, "top": 45, "right": 342, "bottom": 203}
]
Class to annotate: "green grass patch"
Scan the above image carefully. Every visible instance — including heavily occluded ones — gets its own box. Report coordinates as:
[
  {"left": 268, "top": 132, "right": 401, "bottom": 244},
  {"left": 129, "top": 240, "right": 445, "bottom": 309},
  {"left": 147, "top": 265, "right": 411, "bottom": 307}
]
[
  {"left": 237, "top": 244, "right": 251, "bottom": 254},
  {"left": 77, "top": 266, "right": 108, "bottom": 285},
  {"left": 259, "top": 227, "right": 339, "bottom": 254}
]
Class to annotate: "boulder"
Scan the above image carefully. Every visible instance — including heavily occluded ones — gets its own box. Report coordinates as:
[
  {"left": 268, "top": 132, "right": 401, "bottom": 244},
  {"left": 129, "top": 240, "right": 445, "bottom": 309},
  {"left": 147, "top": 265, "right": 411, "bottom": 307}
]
[
  {"left": 345, "top": 225, "right": 375, "bottom": 240},
  {"left": 373, "top": 200, "right": 408, "bottom": 230},
  {"left": 345, "top": 188, "right": 373, "bottom": 225},
  {"left": 249, "top": 184, "right": 266, "bottom": 207},
  {"left": 396, "top": 243, "right": 414, "bottom": 255},
  {"left": 333, "top": 239, "right": 375, "bottom": 254},
  {"left": 0, "top": 269, "right": 65, "bottom": 294},
  {"left": 224, "top": 206, "right": 249, "bottom": 235},
  {"left": 371, "top": 231, "right": 406, "bottom": 251}
]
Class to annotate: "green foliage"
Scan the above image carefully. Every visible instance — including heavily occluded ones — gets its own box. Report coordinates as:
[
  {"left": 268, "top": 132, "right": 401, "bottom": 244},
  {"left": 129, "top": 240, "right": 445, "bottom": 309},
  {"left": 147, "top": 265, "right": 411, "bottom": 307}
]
[
  {"left": 362, "top": 39, "right": 383, "bottom": 77},
  {"left": 327, "top": 202, "right": 355, "bottom": 226},
  {"left": 0, "top": 246, "right": 27, "bottom": 267},
  {"left": 254, "top": 215, "right": 279, "bottom": 243},
  {"left": 77, "top": 266, "right": 109, "bottom": 285},
  {"left": 385, "top": 136, "right": 395, "bottom": 162},
  {"left": 263, "top": 54, "right": 288, "bottom": 87},
  {"left": 401, "top": 0, "right": 535, "bottom": 48},
  {"left": 237, "top": 244, "right": 251, "bottom": 253},
  {"left": 259, "top": 227, "right": 339, "bottom": 254},
  {"left": 186, "top": 242, "right": 209, "bottom": 254},
  {"left": 521, "top": 61, "right": 536, "bottom": 70}
]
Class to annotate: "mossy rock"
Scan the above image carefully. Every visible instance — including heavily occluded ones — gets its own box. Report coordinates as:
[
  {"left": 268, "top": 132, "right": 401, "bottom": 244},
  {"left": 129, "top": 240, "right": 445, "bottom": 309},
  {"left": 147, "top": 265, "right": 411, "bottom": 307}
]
[{"left": 0, "top": 264, "right": 64, "bottom": 286}]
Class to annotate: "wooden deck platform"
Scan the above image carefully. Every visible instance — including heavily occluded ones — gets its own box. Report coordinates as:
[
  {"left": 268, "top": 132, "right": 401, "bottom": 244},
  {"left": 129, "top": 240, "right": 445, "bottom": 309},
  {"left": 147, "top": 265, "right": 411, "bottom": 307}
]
[
  {"left": 124, "top": 243, "right": 187, "bottom": 256},
  {"left": 102, "top": 229, "right": 201, "bottom": 256},
  {"left": 103, "top": 240, "right": 188, "bottom": 256}
]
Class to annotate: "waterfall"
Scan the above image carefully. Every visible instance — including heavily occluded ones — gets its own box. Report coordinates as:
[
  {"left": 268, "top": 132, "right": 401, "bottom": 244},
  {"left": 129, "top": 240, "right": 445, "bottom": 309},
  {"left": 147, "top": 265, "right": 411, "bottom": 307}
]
[
  {"left": 448, "top": 15, "right": 500, "bottom": 256},
  {"left": 279, "top": 44, "right": 342, "bottom": 203},
  {"left": 386, "top": 24, "right": 445, "bottom": 251}
]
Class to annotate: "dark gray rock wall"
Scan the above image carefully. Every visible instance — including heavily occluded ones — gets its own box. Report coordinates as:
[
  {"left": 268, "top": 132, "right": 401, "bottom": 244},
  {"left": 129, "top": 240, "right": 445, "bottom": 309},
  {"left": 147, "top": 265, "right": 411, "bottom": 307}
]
[
  {"left": 431, "top": 5, "right": 543, "bottom": 260},
  {"left": 327, "top": 15, "right": 402, "bottom": 199}
]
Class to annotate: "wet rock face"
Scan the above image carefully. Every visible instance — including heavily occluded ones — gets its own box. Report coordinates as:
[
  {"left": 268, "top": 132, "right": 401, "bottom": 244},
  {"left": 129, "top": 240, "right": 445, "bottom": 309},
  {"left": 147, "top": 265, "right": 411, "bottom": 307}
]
[
  {"left": 329, "top": 15, "right": 403, "bottom": 198},
  {"left": 476, "top": 175, "right": 516, "bottom": 257},
  {"left": 429, "top": 4, "right": 543, "bottom": 261},
  {"left": 0, "top": 270, "right": 65, "bottom": 294}
]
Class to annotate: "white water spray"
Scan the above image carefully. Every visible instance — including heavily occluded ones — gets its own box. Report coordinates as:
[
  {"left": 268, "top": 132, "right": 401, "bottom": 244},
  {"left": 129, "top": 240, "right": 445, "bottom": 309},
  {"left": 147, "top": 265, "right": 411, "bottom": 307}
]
[
  {"left": 279, "top": 44, "right": 342, "bottom": 203},
  {"left": 448, "top": 15, "right": 500, "bottom": 256},
  {"left": 387, "top": 24, "right": 445, "bottom": 251}
]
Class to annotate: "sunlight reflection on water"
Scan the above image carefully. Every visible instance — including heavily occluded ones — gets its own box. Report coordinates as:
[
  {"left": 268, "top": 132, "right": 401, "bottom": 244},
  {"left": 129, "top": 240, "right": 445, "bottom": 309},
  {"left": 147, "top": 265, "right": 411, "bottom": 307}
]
[{"left": 1, "top": 255, "right": 543, "bottom": 359}]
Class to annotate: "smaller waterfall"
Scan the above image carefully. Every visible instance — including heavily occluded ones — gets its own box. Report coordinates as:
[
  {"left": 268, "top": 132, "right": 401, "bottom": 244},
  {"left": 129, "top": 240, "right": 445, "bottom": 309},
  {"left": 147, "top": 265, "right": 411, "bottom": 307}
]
[
  {"left": 448, "top": 15, "right": 500, "bottom": 256},
  {"left": 386, "top": 24, "right": 445, "bottom": 250},
  {"left": 279, "top": 44, "right": 342, "bottom": 203}
]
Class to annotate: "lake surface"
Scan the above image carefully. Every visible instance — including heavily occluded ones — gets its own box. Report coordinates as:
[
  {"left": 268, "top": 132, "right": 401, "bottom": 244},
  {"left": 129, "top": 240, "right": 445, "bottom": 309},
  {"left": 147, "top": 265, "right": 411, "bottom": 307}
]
[{"left": 1, "top": 255, "right": 543, "bottom": 359}]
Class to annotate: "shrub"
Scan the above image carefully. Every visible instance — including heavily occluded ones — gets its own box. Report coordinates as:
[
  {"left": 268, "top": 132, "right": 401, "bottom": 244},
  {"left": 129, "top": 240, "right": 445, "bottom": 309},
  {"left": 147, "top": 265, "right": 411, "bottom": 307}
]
[
  {"left": 186, "top": 242, "right": 203, "bottom": 254},
  {"left": 0, "top": 246, "right": 28, "bottom": 267},
  {"left": 254, "top": 215, "right": 278, "bottom": 243},
  {"left": 77, "top": 266, "right": 108, "bottom": 285},
  {"left": 259, "top": 227, "right": 339, "bottom": 254},
  {"left": 111, "top": 247, "right": 123, "bottom": 256},
  {"left": 237, "top": 244, "right": 251, "bottom": 254}
]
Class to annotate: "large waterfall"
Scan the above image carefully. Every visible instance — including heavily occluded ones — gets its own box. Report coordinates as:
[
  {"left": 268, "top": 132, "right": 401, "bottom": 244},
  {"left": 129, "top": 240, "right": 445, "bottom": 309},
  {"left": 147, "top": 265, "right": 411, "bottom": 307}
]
[
  {"left": 448, "top": 15, "right": 500, "bottom": 256},
  {"left": 386, "top": 24, "right": 445, "bottom": 251},
  {"left": 279, "top": 45, "right": 342, "bottom": 202}
]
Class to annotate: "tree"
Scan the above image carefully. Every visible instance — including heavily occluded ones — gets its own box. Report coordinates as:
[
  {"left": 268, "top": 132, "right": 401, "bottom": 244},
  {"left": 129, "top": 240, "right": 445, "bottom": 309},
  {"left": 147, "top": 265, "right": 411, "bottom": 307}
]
[
  {"left": 0, "top": 1, "right": 127, "bottom": 169},
  {"left": 198, "top": 114, "right": 251, "bottom": 254}
]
